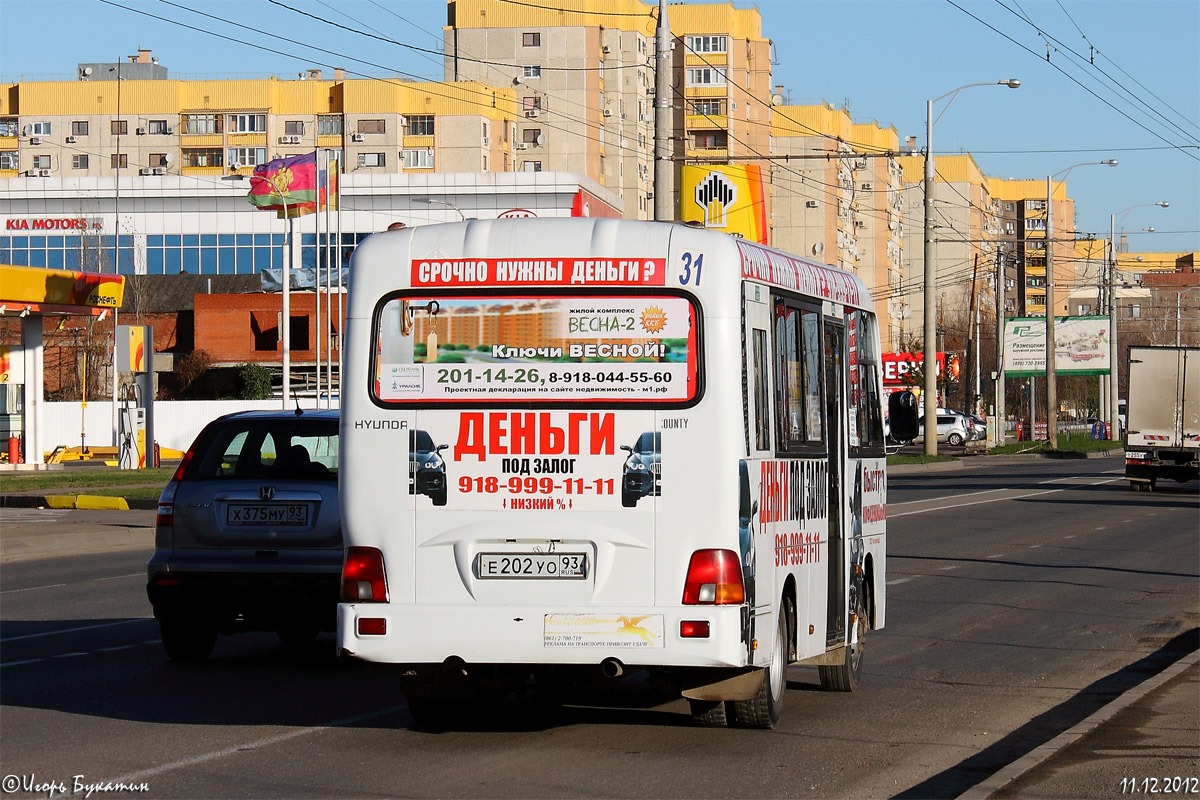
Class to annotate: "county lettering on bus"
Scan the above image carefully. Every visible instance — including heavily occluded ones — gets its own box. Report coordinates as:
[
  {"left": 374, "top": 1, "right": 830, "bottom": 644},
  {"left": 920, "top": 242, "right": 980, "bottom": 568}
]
[
  {"left": 373, "top": 294, "right": 697, "bottom": 403},
  {"left": 411, "top": 257, "right": 667, "bottom": 288}
]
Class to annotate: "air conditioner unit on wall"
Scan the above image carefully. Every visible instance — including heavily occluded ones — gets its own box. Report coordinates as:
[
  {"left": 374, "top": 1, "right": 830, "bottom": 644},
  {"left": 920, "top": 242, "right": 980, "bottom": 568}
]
[
  {"left": 136, "top": 127, "right": 146, "bottom": 135},
  {"left": 515, "top": 142, "right": 528, "bottom": 150},
  {"left": 139, "top": 167, "right": 154, "bottom": 175},
  {"left": 602, "top": 109, "right": 612, "bottom": 117},
  {"left": 25, "top": 169, "right": 38, "bottom": 177},
  {"left": 351, "top": 132, "right": 364, "bottom": 142},
  {"left": 29, "top": 137, "right": 42, "bottom": 146},
  {"left": 525, "top": 111, "right": 539, "bottom": 119},
  {"left": 66, "top": 136, "right": 78, "bottom": 144},
  {"left": 153, "top": 167, "right": 165, "bottom": 175},
  {"left": 39, "top": 169, "right": 50, "bottom": 177}
]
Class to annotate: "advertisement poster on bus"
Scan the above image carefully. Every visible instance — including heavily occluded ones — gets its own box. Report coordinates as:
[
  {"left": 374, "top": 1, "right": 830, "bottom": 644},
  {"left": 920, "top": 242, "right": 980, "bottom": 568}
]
[
  {"left": 375, "top": 294, "right": 696, "bottom": 403},
  {"left": 1003, "top": 316, "right": 1111, "bottom": 376},
  {"left": 405, "top": 410, "right": 663, "bottom": 512}
]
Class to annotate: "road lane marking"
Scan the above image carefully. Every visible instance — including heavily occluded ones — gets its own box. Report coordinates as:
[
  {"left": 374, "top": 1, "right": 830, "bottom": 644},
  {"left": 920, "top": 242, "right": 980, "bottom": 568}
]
[
  {"left": 0, "top": 619, "right": 151, "bottom": 642},
  {"left": 90, "top": 573, "right": 144, "bottom": 582},
  {"left": 890, "top": 476, "right": 1124, "bottom": 518},
  {"left": 887, "top": 577, "right": 915, "bottom": 585},
  {"left": 987, "top": 554, "right": 1004, "bottom": 559},
  {"left": 103, "top": 703, "right": 412, "bottom": 787},
  {"left": 0, "top": 583, "right": 67, "bottom": 594},
  {"left": 938, "top": 565, "right": 960, "bottom": 571}
]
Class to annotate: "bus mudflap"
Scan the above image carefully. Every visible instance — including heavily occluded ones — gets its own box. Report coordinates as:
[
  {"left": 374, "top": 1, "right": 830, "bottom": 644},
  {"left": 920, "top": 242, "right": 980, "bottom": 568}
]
[{"left": 676, "top": 667, "right": 764, "bottom": 702}]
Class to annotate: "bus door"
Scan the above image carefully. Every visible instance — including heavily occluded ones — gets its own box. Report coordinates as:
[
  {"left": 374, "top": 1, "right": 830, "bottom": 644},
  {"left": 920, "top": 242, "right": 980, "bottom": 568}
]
[
  {"left": 742, "top": 286, "right": 774, "bottom": 666},
  {"left": 824, "top": 319, "right": 846, "bottom": 646}
]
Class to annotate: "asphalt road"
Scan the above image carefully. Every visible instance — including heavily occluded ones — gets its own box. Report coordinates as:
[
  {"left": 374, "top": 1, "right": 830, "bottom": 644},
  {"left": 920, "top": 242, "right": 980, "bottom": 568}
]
[{"left": 1, "top": 455, "right": 1196, "bottom": 799}]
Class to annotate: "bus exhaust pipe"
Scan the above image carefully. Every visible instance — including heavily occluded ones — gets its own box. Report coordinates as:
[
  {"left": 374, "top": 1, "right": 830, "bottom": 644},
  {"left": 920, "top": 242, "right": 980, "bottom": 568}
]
[
  {"left": 443, "top": 656, "right": 468, "bottom": 677},
  {"left": 600, "top": 658, "right": 624, "bottom": 678}
]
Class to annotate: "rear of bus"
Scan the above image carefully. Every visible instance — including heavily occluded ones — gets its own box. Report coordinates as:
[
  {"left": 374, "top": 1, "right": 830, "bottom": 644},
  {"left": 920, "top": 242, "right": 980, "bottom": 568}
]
[{"left": 337, "top": 220, "right": 754, "bottom": 707}]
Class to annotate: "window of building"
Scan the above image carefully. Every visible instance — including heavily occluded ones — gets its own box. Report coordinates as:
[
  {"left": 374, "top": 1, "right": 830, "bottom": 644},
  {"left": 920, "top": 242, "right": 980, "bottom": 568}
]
[
  {"left": 406, "top": 115, "right": 434, "bottom": 136},
  {"left": 358, "top": 152, "right": 386, "bottom": 168},
  {"left": 227, "top": 147, "right": 266, "bottom": 169},
  {"left": 72, "top": 154, "right": 89, "bottom": 170},
  {"left": 685, "top": 35, "right": 728, "bottom": 53},
  {"left": 522, "top": 65, "right": 541, "bottom": 79},
  {"left": 150, "top": 153, "right": 168, "bottom": 167},
  {"left": 1027, "top": 240, "right": 1046, "bottom": 251},
  {"left": 0, "top": 151, "right": 18, "bottom": 170},
  {"left": 317, "top": 115, "right": 343, "bottom": 136},
  {"left": 1025, "top": 199, "right": 1046, "bottom": 211},
  {"left": 1128, "top": 304, "right": 1141, "bottom": 319},
  {"left": 1028, "top": 276, "right": 1045, "bottom": 287},
  {"left": 319, "top": 148, "right": 345, "bottom": 170},
  {"left": 1029, "top": 294, "right": 1045, "bottom": 307},
  {"left": 523, "top": 161, "right": 542, "bottom": 172},
  {"left": 111, "top": 120, "right": 128, "bottom": 136},
  {"left": 228, "top": 114, "right": 267, "bottom": 133},
  {"left": 689, "top": 99, "right": 726, "bottom": 116},
  {"left": 71, "top": 121, "right": 89, "bottom": 136},
  {"left": 685, "top": 67, "right": 727, "bottom": 86},
  {"left": 32, "top": 154, "right": 51, "bottom": 169},
  {"left": 1005, "top": 202, "right": 1014, "bottom": 211},
  {"left": 522, "top": 32, "right": 541, "bottom": 47},
  {"left": 110, "top": 153, "right": 127, "bottom": 169},
  {"left": 1079, "top": 303, "right": 1092, "bottom": 315},
  {"left": 284, "top": 120, "right": 305, "bottom": 136},
  {"left": 183, "top": 113, "right": 221, "bottom": 135},
  {"left": 148, "top": 119, "right": 169, "bottom": 135},
  {"left": 182, "top": 148, "right": 222, "bottom": 167},
  {"left": 358, "top": 118, "right": 386, "bottom": 134},
  {"left": 1004, "top": 222, "right": 1015, "bottom": 234},
  {"left": 522, "top": 96, "right": 543, "bottom": 113},
  {"left": 691, "top": 130, "right": 727, "bottom": 149},
  {"left": 31, "top": 121, "right": 52, "bottom": 136},
  {"left": 1025, "top": 218, "right": 1046, "bottom": 231},
  {"left": 522, "top": 128, "right": 542, "bottom": 144},
  {"left": 0, "top": 118, "right": 17, "bottom": 137},
  {"left": 402, "top": 149, "right": 434, "bottom": 169}
]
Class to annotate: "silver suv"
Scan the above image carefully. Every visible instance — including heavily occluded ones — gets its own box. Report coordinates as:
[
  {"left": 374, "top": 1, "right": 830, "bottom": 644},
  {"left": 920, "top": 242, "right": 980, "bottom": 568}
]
[
  {"left": 912, "top": 411, "right": 972, "bottom": 446},
  {"left": 146, "top": 409, "right": 341, "bottom": 662}
]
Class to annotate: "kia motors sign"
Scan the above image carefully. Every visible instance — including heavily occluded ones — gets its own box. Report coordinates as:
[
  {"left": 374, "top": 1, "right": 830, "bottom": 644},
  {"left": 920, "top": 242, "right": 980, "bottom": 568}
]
[{"left": 498, "top": 209, "right": 537, "bottom": 219}]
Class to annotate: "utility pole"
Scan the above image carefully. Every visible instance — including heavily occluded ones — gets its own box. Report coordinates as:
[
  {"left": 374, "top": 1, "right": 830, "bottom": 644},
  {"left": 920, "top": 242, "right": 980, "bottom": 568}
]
[
  {"left": 653, "top": 0, "right": 672, "bottom": 222},
  {"left": 995, "top": 250, "right": 1006, "bottom": 446},
  {"left": 966, "top": 254, "right": 978, "bottom": 414},
  {"left": 1045, "top": 175, "right": 1058, "bottom": 449}
]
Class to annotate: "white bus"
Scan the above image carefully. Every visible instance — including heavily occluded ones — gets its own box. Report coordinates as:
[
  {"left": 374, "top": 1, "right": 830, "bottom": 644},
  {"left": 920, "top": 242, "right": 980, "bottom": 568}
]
[{"left": 337, "top": 219, "right": 908, "bottom": 729}]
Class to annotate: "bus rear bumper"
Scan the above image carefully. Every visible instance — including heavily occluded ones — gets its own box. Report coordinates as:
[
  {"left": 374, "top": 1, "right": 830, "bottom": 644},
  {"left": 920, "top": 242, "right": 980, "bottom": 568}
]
[{"left": 337, "top": 602, "right": 751, "bottom": 671}]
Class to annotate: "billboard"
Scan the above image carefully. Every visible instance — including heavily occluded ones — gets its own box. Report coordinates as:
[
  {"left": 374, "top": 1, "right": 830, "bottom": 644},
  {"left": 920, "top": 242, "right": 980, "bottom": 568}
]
[
  {"left": 1004, "top": 316, "right": 1111, "bottom": 376},
  {"left": 679, "top": 164, "right": 768, "bottom": 244}
]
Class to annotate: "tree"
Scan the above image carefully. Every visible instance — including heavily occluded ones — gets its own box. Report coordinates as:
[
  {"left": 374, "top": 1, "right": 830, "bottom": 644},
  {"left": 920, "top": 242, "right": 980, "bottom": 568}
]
[
  {"left": 175, "top": 350, "right": 214, "bottom": 397},
  {"left": 235, "top": 363, "right": 273, "bottom": 400}
]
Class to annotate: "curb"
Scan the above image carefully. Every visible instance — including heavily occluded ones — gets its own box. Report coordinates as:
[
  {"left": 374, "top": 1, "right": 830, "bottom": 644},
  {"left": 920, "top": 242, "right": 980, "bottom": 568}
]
[
  {"left": 1, "top": 493, "right": 157, "bottom": 510},
  {"left": 957, "top": 649, "right": 1200, "bottom": 799}
]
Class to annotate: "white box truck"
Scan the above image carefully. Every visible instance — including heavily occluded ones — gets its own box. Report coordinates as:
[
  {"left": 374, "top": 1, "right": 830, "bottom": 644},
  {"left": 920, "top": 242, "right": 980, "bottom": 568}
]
[{"left": 1124, "top": 346, "right": 1199, "bottom": 491}]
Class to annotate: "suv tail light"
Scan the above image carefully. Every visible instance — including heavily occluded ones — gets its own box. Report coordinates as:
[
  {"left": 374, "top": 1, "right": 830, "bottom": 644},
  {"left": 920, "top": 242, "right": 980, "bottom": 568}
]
[
  {"left": 342, "top": 547, "right": 389, "bottom": 603},
  {"left": 155, "top": 443, "right": 198, "bottom": 528},
  {"left": 682, "top": 549, "right": 745, "bottom": 605}
]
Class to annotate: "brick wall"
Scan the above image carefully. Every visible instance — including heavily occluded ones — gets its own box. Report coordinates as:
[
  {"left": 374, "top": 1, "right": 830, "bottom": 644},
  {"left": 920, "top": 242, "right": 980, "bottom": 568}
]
[{"left": 195, "top": 293, "right": 344, "bottom": 365}]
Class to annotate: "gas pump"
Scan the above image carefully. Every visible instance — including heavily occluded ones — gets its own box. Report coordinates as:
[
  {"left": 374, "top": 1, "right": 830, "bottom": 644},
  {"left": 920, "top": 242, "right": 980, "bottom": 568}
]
[{"left": 116, "top": 325, "right": 154, "bottom": 469}]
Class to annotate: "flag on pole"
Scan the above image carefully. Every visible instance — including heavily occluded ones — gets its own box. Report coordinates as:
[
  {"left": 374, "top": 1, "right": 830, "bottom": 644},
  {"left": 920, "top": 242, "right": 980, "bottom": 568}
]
[
  {"left": 318, "top": 158, "right": 339, "bottom": 211},
  {"left": 247, "top": 152, "right": 319, "bottom": 219}
]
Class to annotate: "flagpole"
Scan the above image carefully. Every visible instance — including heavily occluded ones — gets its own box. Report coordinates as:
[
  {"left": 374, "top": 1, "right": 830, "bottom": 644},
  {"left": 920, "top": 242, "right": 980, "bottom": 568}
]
[
  {"left": 323, "top": 150, "right": 334, "bottom": 408},
  {"left": 314, "top": 151, "right": 323, "bottom": 409},
  {"left": 335, "top": 158, "right": 343, "bottom": 402},
  {"left": 283, "top": 209, "right": 292, "bottom": 409}
]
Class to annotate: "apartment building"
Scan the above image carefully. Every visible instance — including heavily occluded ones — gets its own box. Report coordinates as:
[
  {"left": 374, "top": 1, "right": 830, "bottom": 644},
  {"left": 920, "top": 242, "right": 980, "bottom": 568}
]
[
  {"left": 444, "top": 0, "right": 772, "bottom": 220},
  {"left": 898, "top": 153, "right": 1004, "bottom": 347},
  {"left": 990, "top": 178, "right": 1076, "bottom": 319}
]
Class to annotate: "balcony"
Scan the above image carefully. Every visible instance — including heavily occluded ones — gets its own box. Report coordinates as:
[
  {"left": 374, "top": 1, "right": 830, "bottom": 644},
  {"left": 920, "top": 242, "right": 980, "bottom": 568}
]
[
  {"left": 684, "top": 147, "right": 728, "bottom": 160},
  {"left": 685, "top": 114, "right": 727, "bottom": 131}
]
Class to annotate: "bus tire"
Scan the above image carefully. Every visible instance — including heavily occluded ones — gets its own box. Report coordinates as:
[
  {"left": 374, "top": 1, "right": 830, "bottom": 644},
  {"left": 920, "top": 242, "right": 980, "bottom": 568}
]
[
  {"left": 730, "top": 611, "right": 786, "bottom": 729},
  {"left": 431, "top": 488, "right": 447, "bottom": 506},
  {"left": 159, "top": 618, "right": 216, "bottom": 663},
  {"left": 819, "top": 584, "right": 867, "bottom": 692},
  {"left": 688, "top": 699, "right": 730, "bottom": 728},
  {"left": 621, "top": 487, "right": 636, "bottom": 508}
]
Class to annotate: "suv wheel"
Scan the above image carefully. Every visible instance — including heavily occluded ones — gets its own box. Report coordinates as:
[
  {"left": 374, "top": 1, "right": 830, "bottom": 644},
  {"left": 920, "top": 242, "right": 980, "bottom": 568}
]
[{"left": 159, "top": 618, "right": 217, "bottom": 663}]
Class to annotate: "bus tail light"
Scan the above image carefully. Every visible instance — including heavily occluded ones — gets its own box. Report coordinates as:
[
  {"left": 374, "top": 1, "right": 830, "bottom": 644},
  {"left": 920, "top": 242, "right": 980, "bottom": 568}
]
[
  {"left": 680, "top": 620, "right": 710, "bottom": 638},
  {"left": 342, "top": 547, "right": 389, "bottom": 603},
  {"left": 155, "top": 443, "right": 198, "bottom": 528},
  {"left": 682, "top": 549, "right": 745, "bottom": 605}
]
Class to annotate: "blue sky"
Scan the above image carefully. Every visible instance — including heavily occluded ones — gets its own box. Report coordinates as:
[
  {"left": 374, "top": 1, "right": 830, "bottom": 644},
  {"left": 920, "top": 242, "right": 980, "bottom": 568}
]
[{"left": 2, "top": 0, "right": 1196, "bottom": 254}]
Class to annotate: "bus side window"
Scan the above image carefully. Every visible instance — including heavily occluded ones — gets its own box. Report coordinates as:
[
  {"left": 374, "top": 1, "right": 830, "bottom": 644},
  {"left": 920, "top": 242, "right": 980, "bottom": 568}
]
[{"left": 752, "top": 328, "right": 770, "bottom": 451}]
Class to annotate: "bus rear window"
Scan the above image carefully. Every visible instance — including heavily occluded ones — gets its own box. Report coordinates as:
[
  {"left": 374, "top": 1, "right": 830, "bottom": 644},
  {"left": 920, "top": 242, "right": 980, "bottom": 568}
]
[{"left": 373, "top": 294, "right": 699, "bottom": 404}]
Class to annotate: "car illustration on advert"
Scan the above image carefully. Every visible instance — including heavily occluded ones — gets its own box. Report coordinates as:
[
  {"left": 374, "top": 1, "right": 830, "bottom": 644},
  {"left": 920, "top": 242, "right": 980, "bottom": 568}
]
[
  {"left": 409, "top": 429, "right": 449, "bottom": 506},
  {"left": 620, "top": 431, "right": 660, "bottom": 507}
]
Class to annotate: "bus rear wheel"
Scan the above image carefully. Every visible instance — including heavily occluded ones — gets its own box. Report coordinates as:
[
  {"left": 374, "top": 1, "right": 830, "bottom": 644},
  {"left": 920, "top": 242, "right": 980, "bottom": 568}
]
[
  {"left": 730, "top": 610, "right": 786, "bottom": 729},
  {"left": 819, "top": 585, "right": 867, "bottom": 692},
  {"left": 688, "top": 699, "right": 730, "bottom": 727}
]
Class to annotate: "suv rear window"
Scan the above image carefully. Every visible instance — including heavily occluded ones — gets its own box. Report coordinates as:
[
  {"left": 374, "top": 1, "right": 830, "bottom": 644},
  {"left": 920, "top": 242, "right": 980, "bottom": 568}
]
[{"left": 190, "top": 418, "right": 338, "bottom": 481}]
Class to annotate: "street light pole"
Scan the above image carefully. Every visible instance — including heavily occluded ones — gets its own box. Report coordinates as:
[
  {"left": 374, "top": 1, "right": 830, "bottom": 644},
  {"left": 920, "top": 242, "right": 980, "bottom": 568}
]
[
  {"left": 923, "top": 78, "right": 1020, "bottom": 455},
  {"left": 1108, "top": 201, "right": 1168, "bottom": 438},
  {"left": 416, "top": 197, "right": 467, "bottom": 220},
  {"left": 1045, "top": 160, "right": 1117, "bottom": 449}
]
